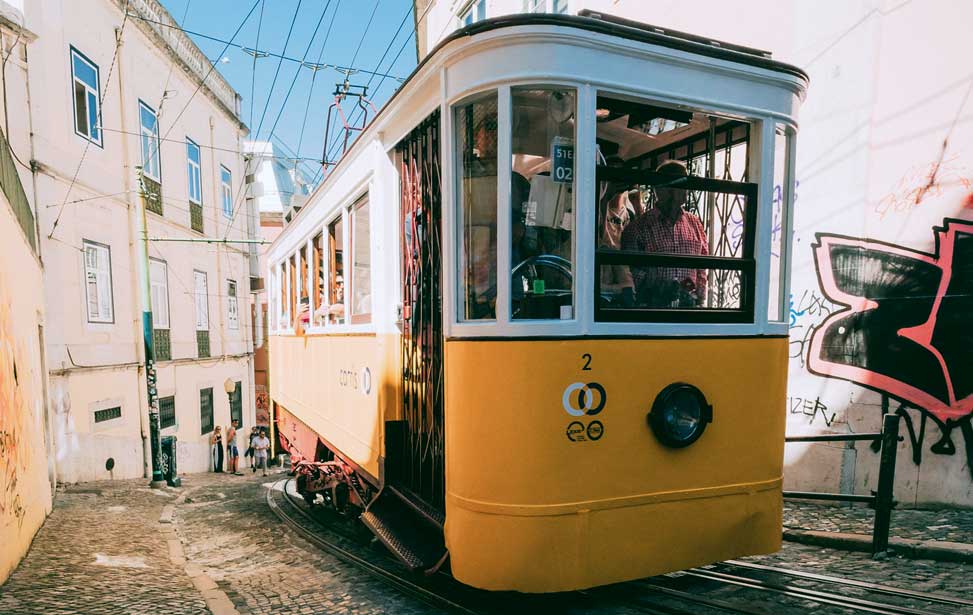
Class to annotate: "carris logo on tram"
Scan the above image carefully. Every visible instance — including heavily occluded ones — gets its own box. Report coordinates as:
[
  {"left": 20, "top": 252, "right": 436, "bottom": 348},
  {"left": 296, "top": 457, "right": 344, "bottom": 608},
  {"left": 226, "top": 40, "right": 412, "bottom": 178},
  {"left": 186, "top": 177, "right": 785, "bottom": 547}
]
[{"left": 562, "top": 382, "right": 606, "bottom": 417}]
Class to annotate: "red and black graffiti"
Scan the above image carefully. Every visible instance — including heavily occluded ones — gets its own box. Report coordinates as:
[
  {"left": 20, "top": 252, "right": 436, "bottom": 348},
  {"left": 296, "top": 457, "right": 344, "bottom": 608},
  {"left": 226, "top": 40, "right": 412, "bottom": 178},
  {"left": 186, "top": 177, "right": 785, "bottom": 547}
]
[{"left": 809, "top": 218, "right": 973, "bottom": 473}]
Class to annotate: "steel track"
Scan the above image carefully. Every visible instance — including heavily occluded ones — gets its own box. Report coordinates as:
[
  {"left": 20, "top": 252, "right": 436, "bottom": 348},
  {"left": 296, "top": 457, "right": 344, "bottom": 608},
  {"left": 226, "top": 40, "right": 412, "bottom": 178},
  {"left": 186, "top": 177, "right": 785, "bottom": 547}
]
[
  {"left": 266, "top": 479, "right": 480, "bottom": 614},
  {"left": 720, "top": 559, "right": 973, "bottom": 609},
  {"left": 678, "top": 567, "right": 958, "bottom": 615}
]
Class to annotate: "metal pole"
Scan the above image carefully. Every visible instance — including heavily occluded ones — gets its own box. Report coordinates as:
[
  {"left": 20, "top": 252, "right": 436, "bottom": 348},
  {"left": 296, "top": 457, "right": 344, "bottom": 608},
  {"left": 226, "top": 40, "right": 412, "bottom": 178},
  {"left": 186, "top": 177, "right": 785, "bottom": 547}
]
[
  {"left": 872, "top": 413, "right": 901, "bottom": 556},
  {"left": 137, "top": 169, "right": 166, "bottom": 488}
]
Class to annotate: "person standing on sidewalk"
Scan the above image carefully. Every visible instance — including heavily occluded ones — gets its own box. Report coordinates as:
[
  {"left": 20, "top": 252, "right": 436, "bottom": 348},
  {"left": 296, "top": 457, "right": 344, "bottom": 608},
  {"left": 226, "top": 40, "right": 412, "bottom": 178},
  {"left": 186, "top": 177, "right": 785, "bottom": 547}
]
[
  {"left": 211, "top": 426, "right": 224, "bottom": 472},
  {"left": 226, "top": 419, "right": 242, "bottom": 475},
  {"left": 246, "top": 426, "right": 259, "bottom": 472},
  {"left": 254, "top": 428, "right": 271, "bottom": 476}
]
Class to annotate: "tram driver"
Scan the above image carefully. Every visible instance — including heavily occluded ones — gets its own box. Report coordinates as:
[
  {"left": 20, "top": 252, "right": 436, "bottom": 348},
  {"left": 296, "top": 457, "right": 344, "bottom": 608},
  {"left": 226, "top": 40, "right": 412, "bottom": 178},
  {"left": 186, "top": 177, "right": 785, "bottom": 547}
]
[{"left": 620, "top": 160, "right": 709, "bottom": 308}]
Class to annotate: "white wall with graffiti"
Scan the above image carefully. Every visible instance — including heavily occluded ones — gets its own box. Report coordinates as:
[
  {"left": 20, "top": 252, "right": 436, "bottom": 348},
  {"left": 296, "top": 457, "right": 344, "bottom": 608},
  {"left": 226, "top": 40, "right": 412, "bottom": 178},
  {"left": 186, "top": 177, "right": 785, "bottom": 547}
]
[
  {"left": 0, "top": 193, "right": 54, "bottom": 584},
  {"left": 595, "top": 0, "right": 973, "bottom": 507},
  {"left": 421, "top": 0, "right": 973, "bottom": 507}
]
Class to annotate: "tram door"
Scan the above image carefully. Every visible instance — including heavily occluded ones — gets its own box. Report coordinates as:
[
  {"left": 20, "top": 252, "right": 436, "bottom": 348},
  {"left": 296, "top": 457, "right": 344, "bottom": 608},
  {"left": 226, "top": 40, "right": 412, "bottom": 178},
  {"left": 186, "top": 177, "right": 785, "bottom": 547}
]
[{"left": 396, "top": 111, "right": 445, "bottom": 511}]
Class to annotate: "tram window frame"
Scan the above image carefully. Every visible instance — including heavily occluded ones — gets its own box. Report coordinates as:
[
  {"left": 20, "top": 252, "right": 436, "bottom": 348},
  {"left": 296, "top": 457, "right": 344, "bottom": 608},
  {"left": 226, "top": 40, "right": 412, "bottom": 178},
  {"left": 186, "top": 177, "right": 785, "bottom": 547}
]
[
  {"left": 328, "top": 213, "right": 346, "bottom": 325},
  {"left": 350, "top": 195, "right": 372, "bottom": 324},
  {"left": 768, "top": 122, "right": 795, "bottom": 324},
  {"left": 455, "top": 90, "right": 500, "bottom": 323},
  {"left": 592, "top": 91, "right": 760, "bottom": 324},
  {"left": 311, "top": 231, "right": 326, "bottom": 328}
]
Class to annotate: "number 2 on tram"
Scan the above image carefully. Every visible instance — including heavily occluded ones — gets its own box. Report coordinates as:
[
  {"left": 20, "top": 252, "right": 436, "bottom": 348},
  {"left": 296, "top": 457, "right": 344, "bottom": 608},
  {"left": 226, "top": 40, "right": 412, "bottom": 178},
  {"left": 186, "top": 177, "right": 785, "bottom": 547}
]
[{"left": 267, "top": 11, "right": 807, "bottom": 593}]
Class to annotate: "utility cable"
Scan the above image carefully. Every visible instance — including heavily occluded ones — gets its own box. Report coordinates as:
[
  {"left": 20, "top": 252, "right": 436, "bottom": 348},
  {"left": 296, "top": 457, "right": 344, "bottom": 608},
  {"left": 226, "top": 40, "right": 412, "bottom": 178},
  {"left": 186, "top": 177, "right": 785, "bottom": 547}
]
[
  {"left": 295, "top": 0, "right": 340, "bottom": 162},
  {"left": 251, "top": 0, "right": 302, "bottom": 143}
]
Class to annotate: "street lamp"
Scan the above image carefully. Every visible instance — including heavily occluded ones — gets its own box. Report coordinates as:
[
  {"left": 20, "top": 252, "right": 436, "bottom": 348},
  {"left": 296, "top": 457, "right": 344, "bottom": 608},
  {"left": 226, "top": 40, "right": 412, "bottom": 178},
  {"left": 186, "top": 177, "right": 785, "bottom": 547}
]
[{"left": 224, "top": 377, "right": 236, "bottom": 422}]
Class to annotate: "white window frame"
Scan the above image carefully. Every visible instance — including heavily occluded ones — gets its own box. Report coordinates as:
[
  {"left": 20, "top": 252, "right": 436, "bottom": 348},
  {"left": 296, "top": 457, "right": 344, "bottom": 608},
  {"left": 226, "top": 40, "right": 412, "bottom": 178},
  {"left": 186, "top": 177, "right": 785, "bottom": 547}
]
[
  {"left": 82, "top": 239, "right": 114, "bottom": 324},
  {"left": 187, "top": 138, "right": 202, "bottom": 205},
  {"left": 194, "top": 269, "right": 209, "bottom": 331},
  {"left": 139, "top": 100, "right": 161, "bottom": 182},
  {"left": 227, "top": 279, "right": 239, "bottom": 330},
  {"left": 220, "top": 165, "right": 233, "bottom": 218},
  {"left": 149, "top": 258, "right": 170, "bottom": 329},
  {"left": 70, "top": 47, "right": 102, "bottom": 146},
  {"left": 461, "top": 0, "right": 486, "bottom": 26},
  {"left": 524, "top": 0, "right": 567, "bottom": 12}
]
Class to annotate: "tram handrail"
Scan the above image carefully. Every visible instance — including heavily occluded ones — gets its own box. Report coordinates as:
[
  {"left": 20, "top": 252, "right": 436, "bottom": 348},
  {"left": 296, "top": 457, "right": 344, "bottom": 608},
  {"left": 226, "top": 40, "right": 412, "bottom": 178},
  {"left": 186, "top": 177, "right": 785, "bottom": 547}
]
[{"left": 782, "top": 414, "right": 901, "bottom": 557}]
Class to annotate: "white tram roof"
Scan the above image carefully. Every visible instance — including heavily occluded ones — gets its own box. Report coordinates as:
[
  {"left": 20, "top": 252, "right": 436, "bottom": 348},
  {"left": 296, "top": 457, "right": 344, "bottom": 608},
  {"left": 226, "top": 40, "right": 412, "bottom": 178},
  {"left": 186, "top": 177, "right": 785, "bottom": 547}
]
[{"left": 269, "top": 11, "right": 808, "bottom": 261}]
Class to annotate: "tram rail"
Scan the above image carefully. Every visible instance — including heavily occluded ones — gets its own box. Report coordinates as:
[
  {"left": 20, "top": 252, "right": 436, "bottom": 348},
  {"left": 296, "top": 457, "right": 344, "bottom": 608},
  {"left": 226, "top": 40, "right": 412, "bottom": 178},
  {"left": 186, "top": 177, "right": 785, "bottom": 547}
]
[{"left": 268, "top": 478, "right": 966, "bottom": 615}]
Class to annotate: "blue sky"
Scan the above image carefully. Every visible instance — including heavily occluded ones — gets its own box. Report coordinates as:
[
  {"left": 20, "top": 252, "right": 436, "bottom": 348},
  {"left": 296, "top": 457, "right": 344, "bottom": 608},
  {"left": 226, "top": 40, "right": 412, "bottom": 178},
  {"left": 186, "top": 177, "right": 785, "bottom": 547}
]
[{"left": 158, "top": 0, "right": 418, "bottom": 183}]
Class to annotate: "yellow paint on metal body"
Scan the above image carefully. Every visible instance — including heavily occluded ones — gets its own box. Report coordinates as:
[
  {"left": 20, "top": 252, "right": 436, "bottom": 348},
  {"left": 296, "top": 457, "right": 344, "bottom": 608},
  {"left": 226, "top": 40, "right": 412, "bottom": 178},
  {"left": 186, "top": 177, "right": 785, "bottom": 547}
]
[
  {"left": 269, "top": 334, "right": 400, "bottom": 479},
  {"left": 444, "top": 337, "right": 788, "bottom": 592}
]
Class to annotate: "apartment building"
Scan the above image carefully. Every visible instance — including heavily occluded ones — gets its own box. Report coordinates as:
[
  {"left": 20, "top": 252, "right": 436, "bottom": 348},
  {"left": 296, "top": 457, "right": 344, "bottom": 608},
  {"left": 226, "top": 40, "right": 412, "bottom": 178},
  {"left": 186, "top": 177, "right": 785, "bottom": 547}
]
[
  {"left": 413, "top": 0, "right": 973, "bottom": 506},
  {"left": 26, "top": 0, "right": 257, "bottom": 482}
]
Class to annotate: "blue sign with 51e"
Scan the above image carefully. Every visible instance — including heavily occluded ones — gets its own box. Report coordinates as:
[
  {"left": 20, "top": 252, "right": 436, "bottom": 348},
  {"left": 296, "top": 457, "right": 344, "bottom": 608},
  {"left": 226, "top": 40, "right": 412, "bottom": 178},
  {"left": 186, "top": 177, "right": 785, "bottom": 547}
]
[{"left": 552, "top": 138, "right": 574, "bottom": 184}]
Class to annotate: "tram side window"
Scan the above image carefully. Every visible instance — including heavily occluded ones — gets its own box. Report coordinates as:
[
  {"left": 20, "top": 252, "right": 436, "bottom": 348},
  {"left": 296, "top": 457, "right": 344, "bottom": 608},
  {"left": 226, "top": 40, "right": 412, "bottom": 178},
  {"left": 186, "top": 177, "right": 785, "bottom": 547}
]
[
  {"left": 351, "top": 196, "right": 371, "bottom": 323},
  {"left": 312, "top": 232, "right": 326, "bottom": 326},
  {"left": 594, "top": 93, "right": 757, "bottom": 322},
  {"left": 511, "top": 88, "right": 576, "bottom": 320},
  {"left": 456, "top": 92, "right": 498, "bottom": 321},
  {"left": 297, "top": 243, "right": 308, "bottom": 326},
  {"left": 288, "top": 254, "right": 297, "bottom": 327},
  {"left": 328, "top": 216, "right": 345, "bottom": 324}
]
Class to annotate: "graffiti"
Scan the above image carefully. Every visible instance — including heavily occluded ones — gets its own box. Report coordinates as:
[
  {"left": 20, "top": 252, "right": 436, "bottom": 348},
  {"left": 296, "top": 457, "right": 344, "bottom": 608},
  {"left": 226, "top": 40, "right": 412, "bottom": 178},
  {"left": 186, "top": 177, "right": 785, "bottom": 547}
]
[
  {"left": 788, "top": 396, "right": 843, "bottom": 427},
  {"left": 787, "top": 289, "right": 836, "bottom": 367},
  {"left": 0, "top": 298, "right": 31, "bottom": 529},
  {"left": 808, "top": 218, "right": 973, "bottom": 476},
  {"left": 875, "top": 157, "right": 972, "bottom": 219}
]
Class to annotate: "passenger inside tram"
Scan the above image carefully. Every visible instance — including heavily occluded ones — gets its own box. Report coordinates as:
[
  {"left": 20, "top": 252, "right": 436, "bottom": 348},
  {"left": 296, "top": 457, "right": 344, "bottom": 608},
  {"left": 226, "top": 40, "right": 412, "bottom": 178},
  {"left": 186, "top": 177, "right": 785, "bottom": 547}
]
[{"left": 594, "top": 94, "right": 751, "bottom": 312}]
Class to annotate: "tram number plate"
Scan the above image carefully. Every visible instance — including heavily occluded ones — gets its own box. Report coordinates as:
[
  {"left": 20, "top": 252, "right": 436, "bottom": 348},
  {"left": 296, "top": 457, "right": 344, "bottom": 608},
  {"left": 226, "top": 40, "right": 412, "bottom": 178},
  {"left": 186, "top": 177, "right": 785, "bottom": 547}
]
[{"left": 552, "top": 140, "right": 574, "bottom": 184}]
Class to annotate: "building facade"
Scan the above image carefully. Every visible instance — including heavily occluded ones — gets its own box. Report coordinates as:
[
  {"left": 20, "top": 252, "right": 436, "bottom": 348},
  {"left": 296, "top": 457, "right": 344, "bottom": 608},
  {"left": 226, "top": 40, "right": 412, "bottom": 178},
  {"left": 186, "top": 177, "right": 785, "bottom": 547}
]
[
  {"left": 27, "top": 0, "right": 256, "bottom": 482},
  {"left": 244, "top": 140, "right": 310, "bottom": 431},
  {"left": 416, "top": 0, "right": 973, "bottom": 507}
]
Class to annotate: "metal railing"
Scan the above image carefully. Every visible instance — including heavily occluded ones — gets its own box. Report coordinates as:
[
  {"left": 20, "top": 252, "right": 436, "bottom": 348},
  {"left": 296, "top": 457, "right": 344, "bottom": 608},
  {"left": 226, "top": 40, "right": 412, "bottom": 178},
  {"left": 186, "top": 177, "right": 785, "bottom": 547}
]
[
  {"left": 0, "top": 125, "right": 35, "bottom": 252},
  {"left": 784, "top": 413, "right": 901, "bottom": 555}
]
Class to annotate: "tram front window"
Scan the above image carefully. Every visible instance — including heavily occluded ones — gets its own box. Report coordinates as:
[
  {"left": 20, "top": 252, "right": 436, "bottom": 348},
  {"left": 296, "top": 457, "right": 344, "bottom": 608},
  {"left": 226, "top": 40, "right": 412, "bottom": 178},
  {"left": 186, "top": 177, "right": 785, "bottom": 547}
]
[
  {"left": 594, "top": 93, "right": 757, "bottom": 322},
  {"left": 457, "top": 93, "right": 499, "bottom": 321},
  {"left": 511, "top": 87, "right": 576, "bottom": 320}
]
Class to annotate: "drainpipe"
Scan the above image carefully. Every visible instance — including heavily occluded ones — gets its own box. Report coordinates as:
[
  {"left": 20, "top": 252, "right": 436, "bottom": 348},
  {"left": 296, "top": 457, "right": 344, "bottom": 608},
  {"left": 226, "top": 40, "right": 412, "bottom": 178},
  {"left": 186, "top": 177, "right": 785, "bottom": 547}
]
[{"left": 114, "top": 24, "right": 152, "bottom": 481}]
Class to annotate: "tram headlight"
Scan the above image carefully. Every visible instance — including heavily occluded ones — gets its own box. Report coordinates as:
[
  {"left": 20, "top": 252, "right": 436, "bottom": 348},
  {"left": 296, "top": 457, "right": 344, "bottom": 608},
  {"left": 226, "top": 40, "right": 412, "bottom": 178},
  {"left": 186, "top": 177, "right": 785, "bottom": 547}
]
[{"left": 647, "top": 383, "right": 712, "bottom": 448}]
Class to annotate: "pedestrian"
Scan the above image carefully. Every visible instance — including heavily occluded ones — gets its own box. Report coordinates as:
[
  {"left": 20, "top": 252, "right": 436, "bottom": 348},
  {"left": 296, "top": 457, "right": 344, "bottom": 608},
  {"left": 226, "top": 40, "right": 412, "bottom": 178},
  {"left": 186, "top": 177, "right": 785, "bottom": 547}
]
[
  {"left": 227, "top": 418, "right": 242, "bottom": 475},
  {"left": 211, "top": 426, "right": 224, "bottom": 473},
  {"left": 245, "top": 426, "right": 259, "bottom": 472},
  {"left": 254, "top": 428, "right": 271, "bottom": 476}
]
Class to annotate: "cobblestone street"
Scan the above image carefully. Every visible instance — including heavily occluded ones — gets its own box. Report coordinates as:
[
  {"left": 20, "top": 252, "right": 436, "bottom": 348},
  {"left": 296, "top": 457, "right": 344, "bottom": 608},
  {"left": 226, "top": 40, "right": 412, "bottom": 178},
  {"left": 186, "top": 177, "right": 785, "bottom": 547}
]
[{"left": 1, "top": 471, "right": 971, "bottom": 614}]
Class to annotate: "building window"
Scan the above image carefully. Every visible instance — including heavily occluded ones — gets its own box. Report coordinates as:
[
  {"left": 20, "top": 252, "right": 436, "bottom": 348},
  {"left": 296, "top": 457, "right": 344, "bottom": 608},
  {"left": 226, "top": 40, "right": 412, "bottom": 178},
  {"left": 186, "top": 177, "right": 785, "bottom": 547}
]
[
  {"left": 220, "top": 165, "right": 233, "bottom": 218},
  {"left": 150, "top": 258, "right": 169, "bottom": 329},
  {"left": 159, "top": 395, "right": 176, "bottom": 429},
  {"left": 200, "top": 387, "right": 214, "bottom": 434},
  {"left": 139, "top": 101, "right": 161, "bottom": 182},
  {"left": 227, "top": 279, "right": 239, "bottom": 330},
  {"left": 83, "top": 240, "right": 114, "bottom": 323},
  {"left": 187, "top": 139, "right": 202, "bottom": 204},
  {"left": 229, "top": 381, "right": 242, "bottom": 426},
  {"left": 525, "top": 0, "right": 568, "bottom": 12},
  {"left": 194, "top": 270, "right": 210, "bottom": 358},
  {"left": 71, "top": 47, "right": 101, "bottom": 145},
  {"left": 93, "top": 406, "right": 122, "bottom": 423},
  {"left": 462, "top": 0, "right": 486, "bottom": 25},
  {"left": 351, "top": 196, "right": 371, "bottom": 323}
]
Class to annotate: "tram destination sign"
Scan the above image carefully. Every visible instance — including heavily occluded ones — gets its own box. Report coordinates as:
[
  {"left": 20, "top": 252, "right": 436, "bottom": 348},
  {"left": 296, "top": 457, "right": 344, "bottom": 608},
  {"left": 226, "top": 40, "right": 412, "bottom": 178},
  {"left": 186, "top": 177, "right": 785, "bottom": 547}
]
[{"left": 552, "top": 137, "right": 574, "bottom": 184}]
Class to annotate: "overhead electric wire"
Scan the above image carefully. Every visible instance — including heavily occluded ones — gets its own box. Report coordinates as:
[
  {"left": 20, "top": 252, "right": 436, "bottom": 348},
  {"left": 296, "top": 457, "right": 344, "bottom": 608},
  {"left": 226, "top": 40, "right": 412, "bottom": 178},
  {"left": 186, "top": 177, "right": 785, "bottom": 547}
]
[
  {"left": 125, "top": 13, "right": 405, "bottom": 82},
  {"left": 251, "top": 0, "right": 303, "bottom": 144},
  {"left": 156, "top": 0, "right": 260, "bottom": 143},
  {"left": 262, "top": 1, "right": 333, "bottom": 152},
  {"left": 295, "top": 0, "right": 341, "bottom": 162},
  {"left": 157, "top": 0, "right": 194, "bottom": 115},
  {"left": 319, "top": 1, "right": 432, "bottom": 181},
  {"left": 248, "top": 0, "right": 266, "bottom": 130},
  {"left": 96, "top": 126, "right": 320, "bottom": 163}
]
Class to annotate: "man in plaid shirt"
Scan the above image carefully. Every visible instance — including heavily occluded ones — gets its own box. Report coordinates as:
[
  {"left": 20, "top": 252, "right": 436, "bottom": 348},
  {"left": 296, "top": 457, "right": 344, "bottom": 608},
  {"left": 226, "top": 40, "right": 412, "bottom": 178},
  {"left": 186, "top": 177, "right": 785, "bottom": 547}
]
[{"left": 620, "top": 160, "right": 708, "bottom": 307}]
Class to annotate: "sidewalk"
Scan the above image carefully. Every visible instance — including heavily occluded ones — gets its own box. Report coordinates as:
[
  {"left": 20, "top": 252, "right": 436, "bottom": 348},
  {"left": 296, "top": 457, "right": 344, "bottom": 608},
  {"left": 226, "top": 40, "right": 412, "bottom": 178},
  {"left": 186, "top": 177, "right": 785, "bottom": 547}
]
[{"left": 784, "top": 500, "right": 973, "bottom": 563}]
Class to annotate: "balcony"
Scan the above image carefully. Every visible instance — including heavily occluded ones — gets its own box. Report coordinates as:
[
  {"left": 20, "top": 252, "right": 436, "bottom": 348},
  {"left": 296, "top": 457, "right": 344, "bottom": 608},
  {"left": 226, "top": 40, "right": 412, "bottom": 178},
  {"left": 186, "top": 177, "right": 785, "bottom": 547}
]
[{"left": 0, "top": 125, "right": 34, "bottom": 252}]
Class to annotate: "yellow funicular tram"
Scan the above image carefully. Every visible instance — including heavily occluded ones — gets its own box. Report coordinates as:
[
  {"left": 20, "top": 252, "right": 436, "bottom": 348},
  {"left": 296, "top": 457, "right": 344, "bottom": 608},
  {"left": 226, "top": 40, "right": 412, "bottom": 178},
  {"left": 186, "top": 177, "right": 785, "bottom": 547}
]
[{"left": 267, "top": 11, "right": 806, "bottom": 593}]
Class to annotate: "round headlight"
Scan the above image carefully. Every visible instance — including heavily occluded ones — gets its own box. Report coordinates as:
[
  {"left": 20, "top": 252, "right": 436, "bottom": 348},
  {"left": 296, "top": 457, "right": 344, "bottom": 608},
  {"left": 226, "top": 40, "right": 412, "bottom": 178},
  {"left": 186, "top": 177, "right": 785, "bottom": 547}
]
[{"left": 647, "top": 383, "right": 712, "bottom": 448}]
